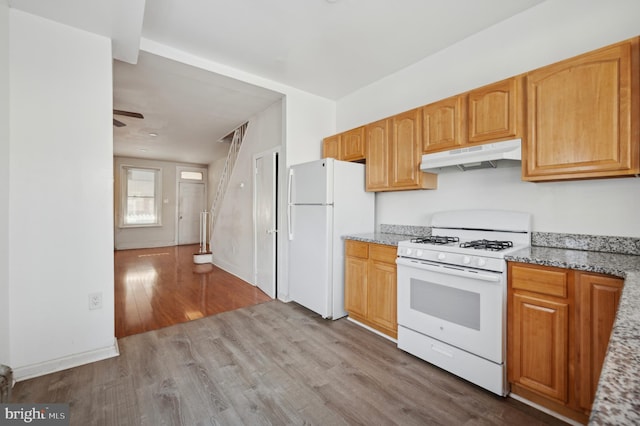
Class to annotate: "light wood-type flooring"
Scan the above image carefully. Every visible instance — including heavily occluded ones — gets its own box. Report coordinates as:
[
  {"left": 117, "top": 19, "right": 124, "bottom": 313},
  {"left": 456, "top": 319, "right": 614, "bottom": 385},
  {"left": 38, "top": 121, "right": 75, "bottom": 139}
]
[
  {"left": 12, "top": 300, "right": 567, "bottom": 425},
  {"left": 115, "top": 244, "right": 272, "bottom": 338}
]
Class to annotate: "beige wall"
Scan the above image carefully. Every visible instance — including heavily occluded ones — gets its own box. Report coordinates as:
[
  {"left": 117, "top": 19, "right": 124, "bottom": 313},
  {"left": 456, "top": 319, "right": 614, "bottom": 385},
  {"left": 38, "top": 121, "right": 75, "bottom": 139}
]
[{"left": 114, "top": 156, "right": 207, "bottom": 250}]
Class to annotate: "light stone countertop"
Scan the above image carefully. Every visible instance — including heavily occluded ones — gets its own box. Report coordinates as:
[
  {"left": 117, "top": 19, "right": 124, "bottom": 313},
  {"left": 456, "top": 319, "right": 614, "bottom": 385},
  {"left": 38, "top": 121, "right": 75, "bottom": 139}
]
[
  {"left": 342, "top": 232, "right": 413, "bottom": 247},
  {"left": 505, "top": 246, "right": 640, "bottom": 425}
]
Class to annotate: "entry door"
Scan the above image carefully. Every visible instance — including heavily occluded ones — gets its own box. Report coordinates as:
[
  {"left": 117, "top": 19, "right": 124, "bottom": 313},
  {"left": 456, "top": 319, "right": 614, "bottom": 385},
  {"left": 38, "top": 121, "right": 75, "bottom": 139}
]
[
  {"left": 178, "top": 182, "right": 205, "bottom": 245},
  {"left": 254, "top": 150, "right": 277, "bottom": 298}
]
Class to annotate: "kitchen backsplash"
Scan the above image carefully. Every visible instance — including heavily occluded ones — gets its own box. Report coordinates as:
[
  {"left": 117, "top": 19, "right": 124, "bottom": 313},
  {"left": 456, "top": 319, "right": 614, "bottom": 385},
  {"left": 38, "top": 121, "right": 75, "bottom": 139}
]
[
  {"left": 533, "top": 232, "right": 640, "bottom": 256},
  {"left": 381, "top": 225, "right": 640, "bottom": 256},
  {"left": 380, "top": 224, "right": 431, "bottom": 237}
]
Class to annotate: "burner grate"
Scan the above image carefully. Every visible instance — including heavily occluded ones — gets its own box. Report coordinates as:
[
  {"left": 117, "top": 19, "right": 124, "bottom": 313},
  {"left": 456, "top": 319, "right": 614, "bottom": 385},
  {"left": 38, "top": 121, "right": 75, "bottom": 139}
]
[
  {"left": 411, "top": 235, "right": 460, "bottom": 245},
  {"left": 459, "top": 239, "right": 514, "bottom": 251}
]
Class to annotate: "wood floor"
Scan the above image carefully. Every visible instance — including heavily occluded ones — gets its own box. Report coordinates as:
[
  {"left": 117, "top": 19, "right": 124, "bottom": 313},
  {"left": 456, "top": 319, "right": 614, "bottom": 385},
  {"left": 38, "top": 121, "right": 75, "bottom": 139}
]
[
  {"left": 115, "top": 244, "right": 271, "bottom": 338},
  {"left": 12, "top": 300, "right": 567, "bottom": 425}
]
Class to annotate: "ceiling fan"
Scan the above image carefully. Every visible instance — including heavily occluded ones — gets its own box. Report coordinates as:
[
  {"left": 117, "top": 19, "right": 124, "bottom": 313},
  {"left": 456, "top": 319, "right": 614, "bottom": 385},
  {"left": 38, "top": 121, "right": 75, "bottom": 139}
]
[{"left": 113, "top": 109, "right": 144, "bottom": 127}]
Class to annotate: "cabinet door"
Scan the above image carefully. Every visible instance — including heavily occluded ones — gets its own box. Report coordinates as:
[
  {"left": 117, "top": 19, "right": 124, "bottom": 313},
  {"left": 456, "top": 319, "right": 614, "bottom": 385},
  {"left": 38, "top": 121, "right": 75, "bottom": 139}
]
[
  {"left": 524, "top": 38, "right": 639, "bottom": 181},
  {"left": 391, "top": 109, "right": 421, "bottom": 188},
  {"left": 344, "top": 255, "right": 368, "bottom": 319},
  {"left": 468, "top": 77, "right": 522, "bottom": 144},
  {"left": 322, "top": 134, "right": 341, "bottom": 159},
  {"left": 341, "top": 127, "right": 366, "bottom": 161},
  {"left": 422, "top": 95, "right": 466, "bottom": 153},
  {"left": 367, "top": 258, "right": 397, "bottom": 338},
  {"left": 576, "top": 273, "right": 623, "bottom": 412},
  {"left": 510, "top": 293, "right": 569, "bottom": 403},
  {"left": 365, "top": 119, "right": 390, "bottom": 191}
]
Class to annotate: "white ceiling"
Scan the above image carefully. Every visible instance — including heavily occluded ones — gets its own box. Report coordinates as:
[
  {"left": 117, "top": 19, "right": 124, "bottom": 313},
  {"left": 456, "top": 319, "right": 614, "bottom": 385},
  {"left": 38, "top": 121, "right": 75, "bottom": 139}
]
[
  {"left": 113, "top": 52, "right": 283, "bottom": 164},
  {"left": 10, "top": 0, "right": 547, "bottom": 164}
]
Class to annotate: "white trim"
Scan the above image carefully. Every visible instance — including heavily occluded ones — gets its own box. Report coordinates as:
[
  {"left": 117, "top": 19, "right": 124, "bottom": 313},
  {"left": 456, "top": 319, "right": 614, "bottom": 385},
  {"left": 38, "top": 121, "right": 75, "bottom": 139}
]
[
  {"left": 114, "top": 240, "right": 176, "bottom": 250},
  {"left": 508, "top": 392, "right": 582, "bottom": 426},
  {"left": 119, "top": 165, "right": 163, "bottom": 228},
  {"left": 12, "top": 339, "right": 120, "bottom": 382},
  {"left": 175, "top": 165, "right": 208, "bottom": 246},
  {"left": 346, "top": 317, "right": 397, "bottom": 343},
  {"left": 253, "top": 147, "right": 279, "bottom": 299},
  {"left": 212, "top": 256, "right": 253, "bottom": 285}
]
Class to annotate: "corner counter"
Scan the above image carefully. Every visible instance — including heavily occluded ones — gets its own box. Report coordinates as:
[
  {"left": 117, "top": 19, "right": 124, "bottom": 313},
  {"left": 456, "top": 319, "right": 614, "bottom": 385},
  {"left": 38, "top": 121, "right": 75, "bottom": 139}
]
[{"left": 506, "top": 246, "right": 640, "bottom": 425}]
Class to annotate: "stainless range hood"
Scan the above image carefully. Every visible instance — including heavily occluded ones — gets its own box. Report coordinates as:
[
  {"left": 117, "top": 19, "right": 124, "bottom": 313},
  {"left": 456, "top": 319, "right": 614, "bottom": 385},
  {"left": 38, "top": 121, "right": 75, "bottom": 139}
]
[{"left": 420, "top": 139, "right": 522, "bottom": 172}]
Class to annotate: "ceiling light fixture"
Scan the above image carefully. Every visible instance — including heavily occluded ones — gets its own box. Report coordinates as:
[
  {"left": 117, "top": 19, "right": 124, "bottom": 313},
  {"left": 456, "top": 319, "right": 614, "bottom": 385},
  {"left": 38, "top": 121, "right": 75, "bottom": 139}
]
[{"left": 148, "top": 132, "right": 158, "bottom": 137}]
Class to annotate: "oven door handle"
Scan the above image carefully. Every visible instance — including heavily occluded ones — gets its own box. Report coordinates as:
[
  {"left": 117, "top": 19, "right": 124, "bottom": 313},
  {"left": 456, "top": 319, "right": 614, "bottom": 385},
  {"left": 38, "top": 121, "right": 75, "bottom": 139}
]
[{"left": 396, "top": 257, "right": 501, "bottom": 283}]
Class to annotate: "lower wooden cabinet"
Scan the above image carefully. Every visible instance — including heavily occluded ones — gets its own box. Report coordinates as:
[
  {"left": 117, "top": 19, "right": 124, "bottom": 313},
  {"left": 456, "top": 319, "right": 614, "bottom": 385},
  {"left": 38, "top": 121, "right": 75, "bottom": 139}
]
[
  {"left": 576, "top": 273, "right": 623, "bottom": 412},
  {"left": 344, "top": 240, "right": 397, "bottom": 338},
  {"left": 508, "top": 262, "right": 623, "bottom": 423},
  {"left": 511, "top": 292, "right": 569, "bottom": 403}
]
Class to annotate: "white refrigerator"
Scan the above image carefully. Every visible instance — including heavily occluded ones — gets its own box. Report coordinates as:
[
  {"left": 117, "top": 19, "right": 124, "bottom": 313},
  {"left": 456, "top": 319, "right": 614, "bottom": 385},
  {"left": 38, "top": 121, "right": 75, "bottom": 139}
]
[{"left": 287, "top": 158, "right": 375, "bottom": 319}]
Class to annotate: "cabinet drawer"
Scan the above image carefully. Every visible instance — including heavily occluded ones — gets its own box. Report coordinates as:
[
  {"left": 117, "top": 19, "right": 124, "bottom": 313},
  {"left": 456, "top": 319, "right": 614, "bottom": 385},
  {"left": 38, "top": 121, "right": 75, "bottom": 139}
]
[
  {"left": 510, "top": 263, "right": 569, "bottom": 298},
  {"left": 369, "top": 243, "right": 397, "bottom": 263},
  {"left": 345, "top": 240, "right": 369, "bottom": 258}
]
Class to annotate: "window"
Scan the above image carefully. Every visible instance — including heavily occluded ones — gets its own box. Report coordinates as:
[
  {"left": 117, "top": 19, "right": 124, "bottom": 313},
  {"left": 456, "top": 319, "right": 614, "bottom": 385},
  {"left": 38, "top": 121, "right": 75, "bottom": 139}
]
[
  {"left": 121, "top": 166, "right": 161, "bottom": 227},
  {"left": 180, "top": 171, "right": 203, "bottom": 181}
]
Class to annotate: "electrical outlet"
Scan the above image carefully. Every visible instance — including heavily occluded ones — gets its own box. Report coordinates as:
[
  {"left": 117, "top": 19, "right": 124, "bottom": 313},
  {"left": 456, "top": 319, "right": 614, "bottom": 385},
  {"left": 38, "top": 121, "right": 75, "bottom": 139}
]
[{"left": 89, "top": 292, "right": 103, "bottom": 310}]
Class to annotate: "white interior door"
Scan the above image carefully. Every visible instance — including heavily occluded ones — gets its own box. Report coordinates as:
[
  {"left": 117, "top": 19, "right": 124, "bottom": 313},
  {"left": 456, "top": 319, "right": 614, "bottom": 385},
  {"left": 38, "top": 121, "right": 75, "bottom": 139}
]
[
  {"left": 254, "top": 150, "right": 277, "bottom": 298},
  {"left": 178, "top": 182, "right": 205, "bottom": 245}
]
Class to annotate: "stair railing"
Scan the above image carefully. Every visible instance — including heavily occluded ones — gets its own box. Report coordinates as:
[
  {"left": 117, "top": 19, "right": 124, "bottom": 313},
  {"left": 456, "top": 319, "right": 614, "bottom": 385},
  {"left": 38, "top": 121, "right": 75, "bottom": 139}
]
[{"left": 210, "top": 122, "right": 248, "bottom": 238}]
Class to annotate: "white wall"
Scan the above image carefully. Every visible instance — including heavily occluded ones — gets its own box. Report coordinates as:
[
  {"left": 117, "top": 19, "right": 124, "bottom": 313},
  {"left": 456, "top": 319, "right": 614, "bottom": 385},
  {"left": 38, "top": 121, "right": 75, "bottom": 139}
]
[
  {"left": 0, "top": 0, "right": 10, "bottom": 367},
  {"left": 9, "top": 10, "right": 117, "bottom": 378},
  {"left": 212, "top": 100, "right": 283, "bottom": 283},
  {"left": 113, "top": 156, "right": 207, "bottom": 250},
  {"left": 337, "top": 0, "right": 640, "bottom": 238},
  {"left": 140, "top": 40, "right": 336, "bottom": 299}
]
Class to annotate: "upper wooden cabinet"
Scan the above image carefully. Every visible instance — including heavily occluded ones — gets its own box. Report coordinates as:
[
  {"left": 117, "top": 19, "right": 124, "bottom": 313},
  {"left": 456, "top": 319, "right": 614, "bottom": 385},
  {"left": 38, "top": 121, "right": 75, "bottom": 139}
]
[
  {"left": 365, "top": 113, "right": 437, "bottom": 192},
  {"left": 341, "top": 127, "right": 366, "bottom": 161},
  {"left": 365, "top": 118, "right": 391, "bottom": 191},
  {"left": 421, "top": 95, "right": 467, "bottom": 153},
  {"left": 468, "top": 77, "right": 524, "bottom": 144},
  {"left": 422, "top": 78, "right": 522, "bottom": 154},
  {"left": 322, "top": 126, "right": 366, "bottom": 161},
  {"left": 391, "top": 109, "right": 423, "bottom": 188},
  {"left": 523, "top": 37, "right": 640, "bottom": 181},
  {"left": 322, "top": 134, "right": 341, "bottom": 159}
]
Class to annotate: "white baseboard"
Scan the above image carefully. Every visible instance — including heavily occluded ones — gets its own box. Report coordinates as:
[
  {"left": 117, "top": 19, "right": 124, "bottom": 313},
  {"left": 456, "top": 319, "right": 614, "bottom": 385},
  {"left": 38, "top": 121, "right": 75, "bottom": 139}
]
[
  {"left": 508, "top": 392, "right": 582, "bottom": 426},
  {"left": 211, "top": 256, "right": 254, "bottom": 285},
  {"left": 347, "top": 317, "right": 398, "bottom": 343},
  {"left": 13, "top": 339, "right": 120, "bottom": 382},
  {"left": 114, "top": 241, "right": 176, "bottom": 250}
]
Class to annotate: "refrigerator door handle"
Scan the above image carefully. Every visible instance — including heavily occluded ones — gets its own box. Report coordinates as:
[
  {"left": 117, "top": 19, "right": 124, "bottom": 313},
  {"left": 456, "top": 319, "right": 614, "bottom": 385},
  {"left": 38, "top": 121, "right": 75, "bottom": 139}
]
[{"left": 288, "top": 168, "right": 294, "bottom": 240}]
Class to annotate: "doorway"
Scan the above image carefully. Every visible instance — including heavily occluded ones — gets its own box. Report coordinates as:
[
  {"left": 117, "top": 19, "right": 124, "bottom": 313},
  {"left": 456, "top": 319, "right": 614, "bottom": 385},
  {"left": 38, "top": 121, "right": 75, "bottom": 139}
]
[
  {"left": 176, "top": 166, "right": 208, "bottom": 246},
  {"left": 178, "top": 182, "right": 205, "bottom": 245},
  {"left": 253, "top": 148, "right": 279, "bottom": 298}
]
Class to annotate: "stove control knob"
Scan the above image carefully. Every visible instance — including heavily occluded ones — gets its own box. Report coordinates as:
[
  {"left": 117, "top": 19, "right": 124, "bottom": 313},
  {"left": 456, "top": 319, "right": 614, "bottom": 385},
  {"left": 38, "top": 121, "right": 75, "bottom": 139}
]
[
  {"left": 437, "top": 253, "right": 446, "bottom": 260},
  {"left": 416, "top": 249, "right": 423, "bottom": 257},
  {"left": 406, "top": 248, "right": 412, "bottom": 256},
  {"left": 462, "top": 256, "right": 471, "bottom": 265},
  {"left": 477, "top": 258, "right": 487, "bottom": 267}
]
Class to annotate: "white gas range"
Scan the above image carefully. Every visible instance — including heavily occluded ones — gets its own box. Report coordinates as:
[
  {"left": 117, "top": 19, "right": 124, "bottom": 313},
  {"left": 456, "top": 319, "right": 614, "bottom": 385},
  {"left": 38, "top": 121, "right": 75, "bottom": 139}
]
[{"left": 396, "top": 209, "right": 531, "bottom": 396}]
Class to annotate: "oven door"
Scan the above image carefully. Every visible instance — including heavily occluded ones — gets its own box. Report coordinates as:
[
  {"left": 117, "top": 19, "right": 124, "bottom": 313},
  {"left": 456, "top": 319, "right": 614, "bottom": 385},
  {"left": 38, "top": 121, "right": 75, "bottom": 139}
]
[{"left": 396, "top": 257, "right": 505, "bottom": 363}]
